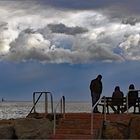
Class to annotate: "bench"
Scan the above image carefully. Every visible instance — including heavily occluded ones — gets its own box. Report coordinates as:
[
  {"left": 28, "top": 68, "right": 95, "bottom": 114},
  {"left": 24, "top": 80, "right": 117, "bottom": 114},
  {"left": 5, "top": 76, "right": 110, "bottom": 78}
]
[{"left": 98, "top": 97, "right": 140, "bottom": 114}]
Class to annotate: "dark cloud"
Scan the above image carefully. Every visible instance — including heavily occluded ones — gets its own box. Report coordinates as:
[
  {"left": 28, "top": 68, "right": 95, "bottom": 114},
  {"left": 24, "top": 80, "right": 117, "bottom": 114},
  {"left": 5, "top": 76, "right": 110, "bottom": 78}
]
[
  {"left": 0, "top": 0, "right": 140, "bottom": 64},
  {"left": 122, "top": 17, "right": 140, "bottom": 25},
  {"left": 48, "top": 23, "right": 88, "bottom": 35},
  {"left": 24, "top": 28, "right": 36, "bottom": 34},
  {"left": 0, "top": 22, "right": 8, "bottom": 29}
]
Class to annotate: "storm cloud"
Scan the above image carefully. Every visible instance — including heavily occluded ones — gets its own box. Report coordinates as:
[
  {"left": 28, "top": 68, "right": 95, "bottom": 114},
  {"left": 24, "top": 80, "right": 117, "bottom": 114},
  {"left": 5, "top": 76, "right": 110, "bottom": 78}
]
[
  {"left": 48, "top": 23, "right": 88, "bottom": 35},
  {"left": 122, "top": 17, "right": 140, "bottom": 25},
  {"left": 0, "top": 0, "right": 140, "bottom": 64}
]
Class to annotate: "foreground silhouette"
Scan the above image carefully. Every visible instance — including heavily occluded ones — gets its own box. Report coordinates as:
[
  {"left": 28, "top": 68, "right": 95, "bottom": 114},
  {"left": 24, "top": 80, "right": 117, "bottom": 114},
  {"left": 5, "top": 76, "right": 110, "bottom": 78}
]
[{"left": 90, "top": 74, "right": 102, "bottom": 113}]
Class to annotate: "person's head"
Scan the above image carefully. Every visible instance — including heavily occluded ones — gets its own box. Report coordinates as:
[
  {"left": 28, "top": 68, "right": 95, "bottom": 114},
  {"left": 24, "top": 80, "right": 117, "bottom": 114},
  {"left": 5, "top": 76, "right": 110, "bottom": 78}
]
[
  {"left": 97, "top": 74, "right": 102, "bottom": 80},
  {"left": 129, "top": 84, "right": 135, "bottom": 89},
  {"left": 114, "top": 86, "right": 120, "bottom": 91}
]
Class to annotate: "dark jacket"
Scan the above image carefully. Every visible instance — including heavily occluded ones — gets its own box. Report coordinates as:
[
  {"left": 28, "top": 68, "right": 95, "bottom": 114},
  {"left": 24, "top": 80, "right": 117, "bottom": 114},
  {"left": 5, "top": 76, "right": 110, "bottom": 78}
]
[
  {"left": 112, "top": 90, "right": 124, "bottom": 105},
  {"left": 90, "top": 78, "right": 102, "bottom": 95},
  {"left": 128, "top": 90, "right": 138, "bottom": 105}
]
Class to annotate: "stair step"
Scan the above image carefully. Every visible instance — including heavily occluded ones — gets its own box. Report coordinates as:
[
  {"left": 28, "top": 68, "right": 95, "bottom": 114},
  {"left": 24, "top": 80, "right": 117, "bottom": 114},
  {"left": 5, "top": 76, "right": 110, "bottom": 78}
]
[
  {"left": 50, "top": 134, "right": 93, "bottom": 139},
  {"left": 64, "top": 117, "right": 103, "bottom": 120},
  {"left": 61, "top": 118, "right": 102, "bottom": 122},
  {"left": 60, "top": 119, "right": 91, "bottom": 124},
  {"left": 55, "top": 128, "right": 91, "bottom": 135},
  {"left": 58, "top": 123, "right": 101, "bottom": 129},
  {"left": 61, "top": 118, "right": 103, "bottom": 122},
  {"left": 49, "top": 113, "right": 103, "bottom": 139},
  {"left": 65, "top": 113, "right": 103, "bottom": 119},
  {"left": 65, "top": 113, "right": 91, "bottom": 116}
]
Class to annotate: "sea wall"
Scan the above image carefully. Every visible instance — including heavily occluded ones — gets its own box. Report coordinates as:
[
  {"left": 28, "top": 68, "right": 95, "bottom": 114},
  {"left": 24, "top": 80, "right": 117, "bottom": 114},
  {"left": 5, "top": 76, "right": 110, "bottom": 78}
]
[
  {"left": 102, "top": 116, "right": 140, "bottom": 139},
  {"left": 0, "top": 115, "right": 140, "bottom": 139},
  {"left": 0, "top": 118, "right": 53, "bottom": 139}
]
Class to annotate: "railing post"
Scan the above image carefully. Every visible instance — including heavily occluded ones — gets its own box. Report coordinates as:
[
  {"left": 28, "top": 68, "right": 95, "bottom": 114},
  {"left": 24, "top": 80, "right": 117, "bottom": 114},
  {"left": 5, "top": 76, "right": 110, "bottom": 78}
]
[
  {"left": 91, "top": 110, "right": 93, "bottom": 135},
  {"left": 50, "top": 93, "right": 53, "bottom": 113},
  {"left": 53, "top": 96, "right": 66, "bottom": 135},
  {"left": 46, "top": 92, "right": 54, "bottom": 114},
  {"left": 33, "top": 92, "right": 36, "bottom": 113},
  {"left": 126, "top": 93, "right": 129, "bottom": 114},
  {"left": 30, "top": 92, "right": 54, "bottom": 114},
  {"left": 45, "top": 93, "right": 48, "bottom": 114},
  {"left": 91, "top": 96, "right": 103, "bottom": 135},
  {"left": 53, "top": 111, "right": 56, "bottom": 135},
  {"left": 104, "top": 96, "right": 106, "bottom": 121},
  {"left": 63, "top": 96, "right": 65, "bottom": 118},
  {"left": 60, "top": 98, "right": 62, "bottom": 113}
]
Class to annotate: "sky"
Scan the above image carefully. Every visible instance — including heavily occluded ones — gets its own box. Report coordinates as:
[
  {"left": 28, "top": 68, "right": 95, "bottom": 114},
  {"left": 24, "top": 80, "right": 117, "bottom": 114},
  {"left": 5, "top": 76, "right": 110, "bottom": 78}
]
[{"left": 0, "top": 0, "right": 140, "bottom": 101}]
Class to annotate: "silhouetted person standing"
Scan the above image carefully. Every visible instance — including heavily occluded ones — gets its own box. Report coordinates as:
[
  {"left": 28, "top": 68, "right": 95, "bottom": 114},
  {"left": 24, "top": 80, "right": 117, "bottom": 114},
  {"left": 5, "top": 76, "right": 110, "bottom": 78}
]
[{"left": 90, "top": 74, "right": 103, "bottom": 113}]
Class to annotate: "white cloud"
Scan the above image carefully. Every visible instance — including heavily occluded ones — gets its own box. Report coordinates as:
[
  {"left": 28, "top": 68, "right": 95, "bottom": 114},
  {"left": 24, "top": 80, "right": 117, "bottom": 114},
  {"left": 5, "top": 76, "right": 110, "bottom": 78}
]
[
  {"left": 0, "top": 1, "right": 140, "bottom": 63},
  {"left": 119, "top": 34, "right": 140, "bottom": 60},
  {"left": 7, "top": 30, "right": 51, "bottom": 61}
]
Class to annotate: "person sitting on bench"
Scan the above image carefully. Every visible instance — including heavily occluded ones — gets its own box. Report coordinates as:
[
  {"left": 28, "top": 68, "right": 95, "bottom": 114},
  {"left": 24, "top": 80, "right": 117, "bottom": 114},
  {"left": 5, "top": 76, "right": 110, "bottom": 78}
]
[
  {"left": 121, "top": 84, "right": 138, "bottom": 113},
  {"left": 110, "top": 86, "right": 124, "bottom": 113}
]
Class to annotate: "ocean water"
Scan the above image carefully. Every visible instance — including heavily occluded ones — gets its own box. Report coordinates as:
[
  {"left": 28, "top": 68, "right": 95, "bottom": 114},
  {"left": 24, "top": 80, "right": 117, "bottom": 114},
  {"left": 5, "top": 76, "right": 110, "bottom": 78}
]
[
  {"left": 0, "top": 101, "right": 135, "bottom": 119},
  {"left": 0, "top": 101, "right": 92, "bottom": 119}
]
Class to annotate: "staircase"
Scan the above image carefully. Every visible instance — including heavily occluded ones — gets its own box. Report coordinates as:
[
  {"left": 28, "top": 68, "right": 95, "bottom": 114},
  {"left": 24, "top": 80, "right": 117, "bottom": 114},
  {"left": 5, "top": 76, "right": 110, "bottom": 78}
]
[
  {"left": 49, "top": 113, "right": 104, "bottom": 139},
  {"left": 27, "top": 112, "right": 136, "bottom": 139},
  {"left": 49, "top": 113, "right": 136, "bottom": 139}
]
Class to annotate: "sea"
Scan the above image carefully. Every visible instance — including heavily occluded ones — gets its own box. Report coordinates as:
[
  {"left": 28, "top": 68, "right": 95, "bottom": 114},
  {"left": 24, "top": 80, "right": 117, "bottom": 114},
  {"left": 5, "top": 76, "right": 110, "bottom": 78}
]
[
  {"left": 0, "top": 101, "right": 93, "bottom": 119},
  {"left": 0, "top": 101, "right": 135, "bottom": 120}
]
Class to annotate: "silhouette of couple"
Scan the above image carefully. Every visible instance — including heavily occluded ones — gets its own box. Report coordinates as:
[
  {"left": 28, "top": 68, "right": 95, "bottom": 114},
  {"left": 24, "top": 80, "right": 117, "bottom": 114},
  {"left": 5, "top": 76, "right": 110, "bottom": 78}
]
[
  {"left": 110, "top": 84, "right": 138, "bottom": 113},
  {"left": 90, "top": 74, "right": 138, "bottom": 113}
]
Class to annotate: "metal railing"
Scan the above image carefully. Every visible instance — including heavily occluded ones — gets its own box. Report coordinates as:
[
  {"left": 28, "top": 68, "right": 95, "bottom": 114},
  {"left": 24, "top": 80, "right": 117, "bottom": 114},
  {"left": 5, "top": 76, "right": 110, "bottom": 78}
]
[
  {"left": 53, "top": 96, "right": 65, "bottom": 135},
  {"left": 29, "top": 91, "right": 53, "bottom": 114},
  {"left": 91, "top": 96, "right": 106, "bottom": 135},
  {"left": 89, "top": 90, "right": 140, "bottom": 138}
]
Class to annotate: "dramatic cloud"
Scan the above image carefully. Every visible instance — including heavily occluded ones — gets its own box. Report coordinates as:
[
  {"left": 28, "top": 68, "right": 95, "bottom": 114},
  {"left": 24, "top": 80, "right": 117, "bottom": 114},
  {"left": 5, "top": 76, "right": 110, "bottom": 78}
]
[
  {"left": 48, "top": 23, "right": 88, "bottom": 35},
  {"left": 0, "top": 0, "right": 140, "bottom": 64},
  {"left": 119, "top": 34, "right": 140, "bottom": 60},
  {"left": 122, "top": 17, "right": 140, "bottom": 25},
  {"left": 8, "top": 29, "right": 51, "bottom": 61}
]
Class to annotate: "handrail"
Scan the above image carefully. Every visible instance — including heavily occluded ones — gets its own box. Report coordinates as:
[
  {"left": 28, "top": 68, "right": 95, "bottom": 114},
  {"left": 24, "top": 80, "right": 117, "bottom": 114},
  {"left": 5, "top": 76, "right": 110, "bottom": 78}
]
[
  {"left": 53, "top": 96, "right": 65, "bottom": 135},
  {"left": 97, "top": 119, "right": 104, "bottom": 139},
  {"left": 91, "top": 96, "right": 106, "bottom": 135},
  {"left": 103, "top": 96, "right": 107, "bottom": 121},
  {"left": 29, "top": 91, "right": 53, "bottom": 114}
]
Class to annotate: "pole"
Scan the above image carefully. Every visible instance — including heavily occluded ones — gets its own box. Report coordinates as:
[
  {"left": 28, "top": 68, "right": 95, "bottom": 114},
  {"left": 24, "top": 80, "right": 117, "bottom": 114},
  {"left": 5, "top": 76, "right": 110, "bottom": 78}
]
[{"left": 45, "top": 93, "right": 48, "bottom": 114}]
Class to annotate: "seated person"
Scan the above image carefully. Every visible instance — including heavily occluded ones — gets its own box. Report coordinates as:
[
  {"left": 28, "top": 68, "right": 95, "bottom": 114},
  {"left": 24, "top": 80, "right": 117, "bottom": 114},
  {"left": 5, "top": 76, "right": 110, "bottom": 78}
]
[
  {"left": 110, "top": 86, "right": 124, "bottom": 113},
  {"left": 121, "top": 84, "right": 138, "bottom": 113}
]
